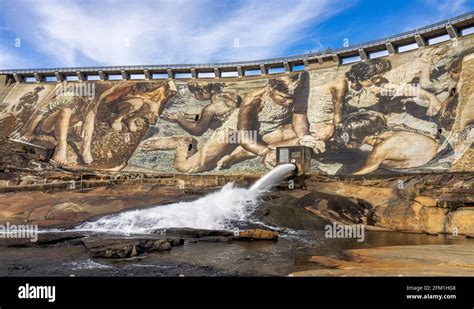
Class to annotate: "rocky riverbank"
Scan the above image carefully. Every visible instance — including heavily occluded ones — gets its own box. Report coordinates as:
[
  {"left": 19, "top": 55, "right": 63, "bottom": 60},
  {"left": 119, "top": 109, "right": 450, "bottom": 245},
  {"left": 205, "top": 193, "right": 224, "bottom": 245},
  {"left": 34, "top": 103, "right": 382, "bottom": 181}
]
[
  {"left": 0, "top": 164, "right": 473, "bottom": 277},
  {"left": 0, "top": 184, "right": 207, "bottom": 228},
  {"left": 291, "top": 243, "right": 474, "bottom": 276}
]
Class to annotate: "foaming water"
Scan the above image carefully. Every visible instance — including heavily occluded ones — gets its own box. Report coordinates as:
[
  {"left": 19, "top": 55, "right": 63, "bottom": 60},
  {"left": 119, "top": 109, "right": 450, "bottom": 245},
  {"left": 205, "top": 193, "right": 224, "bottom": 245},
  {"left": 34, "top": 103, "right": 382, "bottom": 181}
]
[{"left": 75, "top": 164, "right": 296, "bottom": 234}]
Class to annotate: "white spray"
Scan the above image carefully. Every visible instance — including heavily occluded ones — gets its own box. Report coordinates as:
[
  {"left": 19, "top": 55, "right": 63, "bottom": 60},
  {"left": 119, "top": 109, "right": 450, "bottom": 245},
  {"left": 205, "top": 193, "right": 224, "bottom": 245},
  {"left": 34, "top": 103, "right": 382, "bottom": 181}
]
[{"left": 76, "top": 164, "right": 296, "bottom": 234}]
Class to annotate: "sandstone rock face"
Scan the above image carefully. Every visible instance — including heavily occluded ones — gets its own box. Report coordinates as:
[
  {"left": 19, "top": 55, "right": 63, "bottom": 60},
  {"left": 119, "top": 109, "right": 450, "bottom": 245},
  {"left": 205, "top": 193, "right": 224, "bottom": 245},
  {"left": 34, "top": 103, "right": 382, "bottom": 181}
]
[
  {"left": 304, "top": 174, "right": 474, "bottom": 235},
  {"left": 447, "top": 209, "right": 474, "bottom": 235},
  {"left": 419, "top": 207, "right": 448, "bottom": 234},
  {"left": 414, "top": 196, "right": 437, "bottom": 207}
]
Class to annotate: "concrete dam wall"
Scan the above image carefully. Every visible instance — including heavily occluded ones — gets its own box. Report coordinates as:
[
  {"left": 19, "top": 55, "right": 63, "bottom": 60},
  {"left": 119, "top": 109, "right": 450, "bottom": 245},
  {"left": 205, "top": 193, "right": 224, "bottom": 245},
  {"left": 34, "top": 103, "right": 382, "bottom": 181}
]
[{"left": 0, "top": 37, "right": 473, "bottom": 176}]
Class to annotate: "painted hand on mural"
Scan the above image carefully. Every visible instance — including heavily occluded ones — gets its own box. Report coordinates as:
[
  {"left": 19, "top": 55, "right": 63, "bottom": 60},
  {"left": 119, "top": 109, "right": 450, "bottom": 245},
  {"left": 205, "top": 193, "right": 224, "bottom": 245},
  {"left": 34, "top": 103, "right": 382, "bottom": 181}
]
[
  {"left": 162, "top": 111, "right": 184, "bottom": 122},
  {"left": 262, "top": 147, "right": 277, "bottom": 170}
]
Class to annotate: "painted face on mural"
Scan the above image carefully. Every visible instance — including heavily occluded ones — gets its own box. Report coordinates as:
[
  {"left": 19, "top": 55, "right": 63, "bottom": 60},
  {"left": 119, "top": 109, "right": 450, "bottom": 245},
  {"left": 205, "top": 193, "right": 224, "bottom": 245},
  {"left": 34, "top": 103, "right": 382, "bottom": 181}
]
[
  {"left": 188, "top": 81, "right": 225, "bottom": 101},
  {"left": 346, "top": 58, "right": 391, "bottom": 90},
  {"left": 268, "top": 75, "right": 300, "bottom": 107}
]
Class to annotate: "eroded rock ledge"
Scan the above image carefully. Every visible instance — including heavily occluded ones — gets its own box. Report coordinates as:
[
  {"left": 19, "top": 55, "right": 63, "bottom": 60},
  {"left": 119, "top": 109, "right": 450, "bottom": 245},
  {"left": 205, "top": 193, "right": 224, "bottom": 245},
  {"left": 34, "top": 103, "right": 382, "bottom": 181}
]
[
  {"left": 296, "top": 173, "right": 474, "bottom": 236},
  {"left": 0, "top": 228, "right": 279, "bottom": 260}
]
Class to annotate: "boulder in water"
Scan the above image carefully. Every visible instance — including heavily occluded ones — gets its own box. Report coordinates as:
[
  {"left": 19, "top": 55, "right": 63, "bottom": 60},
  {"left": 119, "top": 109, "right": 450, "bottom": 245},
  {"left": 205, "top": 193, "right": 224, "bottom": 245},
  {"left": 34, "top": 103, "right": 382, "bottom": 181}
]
[
  {"left": 152, "top": 227, "right": 278, "bottom": 241},
  {"left": 233, "top": 229, "right": 279, "bottom": 241}
]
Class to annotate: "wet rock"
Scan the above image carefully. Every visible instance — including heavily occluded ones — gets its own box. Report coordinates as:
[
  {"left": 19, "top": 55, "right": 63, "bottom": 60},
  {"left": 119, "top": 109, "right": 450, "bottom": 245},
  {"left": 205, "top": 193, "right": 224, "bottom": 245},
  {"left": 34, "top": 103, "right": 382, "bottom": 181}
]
[
  {"left": 81, "top": 236, "right": 184, "bottom": 259},
  {"left": 153, "top": 227, "right": 278, "bottom": 241},
  {"left": 152, "top": 228, "right": 234, "bottom": 238},
  {"left": 234, "top": 229, "right": 279, "bottom": 241},
  {"left": 253, "top": 194, "right": 327, "bottom": 230},
  {"left": 298, "top": 191, "right": 372, "bottom": 226},
  {"left": 197, "top": 236, "right": 232, "bottom": 243},
  {"left": 0, "top": 232, "right": 86, "bottom": 247}
]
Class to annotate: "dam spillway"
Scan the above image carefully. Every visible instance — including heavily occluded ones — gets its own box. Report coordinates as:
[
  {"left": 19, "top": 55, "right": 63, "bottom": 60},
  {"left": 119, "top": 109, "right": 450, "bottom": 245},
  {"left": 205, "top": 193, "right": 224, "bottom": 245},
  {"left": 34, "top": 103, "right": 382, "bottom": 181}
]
[{"left": 75, "top": 164, "right": 295, "bottom": 234}]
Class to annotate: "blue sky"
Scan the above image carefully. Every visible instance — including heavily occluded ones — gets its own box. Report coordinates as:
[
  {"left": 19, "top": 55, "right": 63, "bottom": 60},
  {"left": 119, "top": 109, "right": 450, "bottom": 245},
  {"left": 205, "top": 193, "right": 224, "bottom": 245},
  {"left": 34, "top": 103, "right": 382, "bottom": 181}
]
[{"left": 0, "top": 0, "right": 473, "bottom": 69}]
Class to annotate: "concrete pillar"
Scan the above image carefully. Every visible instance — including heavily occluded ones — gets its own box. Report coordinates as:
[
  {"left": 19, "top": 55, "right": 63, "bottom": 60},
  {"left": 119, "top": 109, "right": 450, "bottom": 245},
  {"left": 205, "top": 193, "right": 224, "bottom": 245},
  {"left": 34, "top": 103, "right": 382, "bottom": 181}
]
[
  {"left": 332, "top": 54, "right": 340, "bottom": 64},
  {"left": 120, "top": 70, "right": 129, "bottom": 80},
  {"left": 98, "top": 71, "right": 107, "bottom": 81},
  {"left": 76, "top": 71, "right": 86, "bottom": 81},
  {"left": 259, "top": 64, "right": 267, "bottom": 75},
  {"left": 414, "top": 33, "right": 426, "bottom": 47},
  {"left": 317, "top": 57, "right": 323, "bottom": 64},
  {"left": 385, "top": 41, "right": 396, "bottom": 55},
  {"left": 283, "top": 62, "right": 291, "bottom": 72},
  {"left": 167, "top": 69, "right": 174, "bottom": 79},
  {"left": 358, "top": 48, "right": 368, "bottom": 61},
  {"left": 237, "top": 66, "right": 244, "bottom": 78},
  {"left": 303, "top": 59, "right": 309, "bottom": 69},
  {"left": 144, "top": 69, "right": 151, "bottom": 80},
  {"left": 191, "top": 68, "right": 197, "bottom": 79},
  {"left": 446, "top": 24, "right": 459, "bottom": 39},
  {"left": 33, "top": 73, "right": 43, "bottom": 82},
  {"left": 214, "top": 68, "right": 221, "bottom": 79},
  {"left": 13, "top": 73, "right": 24, "bottom": 83},
  {"left": 54, "top": 72, "right": 64, "bottom": 82}
]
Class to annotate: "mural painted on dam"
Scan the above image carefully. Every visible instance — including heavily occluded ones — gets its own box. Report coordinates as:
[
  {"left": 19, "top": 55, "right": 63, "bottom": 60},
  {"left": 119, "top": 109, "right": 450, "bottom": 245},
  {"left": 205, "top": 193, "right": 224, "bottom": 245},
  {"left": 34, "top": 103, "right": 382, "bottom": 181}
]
[
  {"left": 0, "top": 80, "right": 176, "bottom": 169},
  {"left": 1, "top": 37, "right": 473, "bottom": 175}
]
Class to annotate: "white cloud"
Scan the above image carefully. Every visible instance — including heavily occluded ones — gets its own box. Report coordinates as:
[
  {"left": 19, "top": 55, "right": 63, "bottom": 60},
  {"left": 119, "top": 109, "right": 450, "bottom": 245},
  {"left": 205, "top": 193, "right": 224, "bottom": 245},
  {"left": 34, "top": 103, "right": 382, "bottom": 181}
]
[
  {"left": 401, "top": 0, "right": 469, "bottom": 33},
  {"left": 1, "top": 0, "right": 349, "bottom": 67},
  {"left": 0, "top": 46, "right": 22, "bottom": 69},
  {"left": 424, "top": 0, "right": 469, "bottom": 17}
]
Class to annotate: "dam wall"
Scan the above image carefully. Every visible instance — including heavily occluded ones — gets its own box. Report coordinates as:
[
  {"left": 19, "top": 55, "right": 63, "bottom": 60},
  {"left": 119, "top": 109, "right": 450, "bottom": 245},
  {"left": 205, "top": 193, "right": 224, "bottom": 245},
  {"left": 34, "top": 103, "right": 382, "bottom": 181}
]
[{"left": 0, "top": 36, "right": 473, "bottom": 176}]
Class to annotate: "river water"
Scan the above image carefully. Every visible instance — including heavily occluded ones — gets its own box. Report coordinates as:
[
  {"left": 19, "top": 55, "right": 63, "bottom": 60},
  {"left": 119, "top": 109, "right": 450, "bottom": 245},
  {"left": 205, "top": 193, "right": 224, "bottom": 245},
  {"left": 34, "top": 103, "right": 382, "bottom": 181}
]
[{"left": 1, "top": 164, "right": 470, "bottom": 276}]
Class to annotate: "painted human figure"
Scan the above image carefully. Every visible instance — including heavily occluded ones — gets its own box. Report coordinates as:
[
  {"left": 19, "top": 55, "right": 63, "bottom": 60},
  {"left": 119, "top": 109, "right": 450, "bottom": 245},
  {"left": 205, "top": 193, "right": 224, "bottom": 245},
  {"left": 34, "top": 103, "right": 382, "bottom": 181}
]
[
  {"left": 19, "top": 91, "right": 92, "bottom": 164},
  {"left": 19, "top": 81, "right": 176, "bottom": 165},
  {"left": 102, "top": 81, "right": 177, "bottom": 132},
  {"left": 140, "top": 75, "right": 307, "bottom": 172},
  {"left": 163, "top": 81, "right": 241, "bottom": 136}
]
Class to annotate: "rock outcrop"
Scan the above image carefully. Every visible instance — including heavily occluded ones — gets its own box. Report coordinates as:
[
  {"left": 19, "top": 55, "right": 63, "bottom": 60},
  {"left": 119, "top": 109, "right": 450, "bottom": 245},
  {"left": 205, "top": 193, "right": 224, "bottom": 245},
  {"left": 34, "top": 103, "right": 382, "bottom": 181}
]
[
  {"left": 0, "top": 184, "right": 198, "bottom": 228},
  {"left": 234, "top": 229, "right": 279, "bottom": 240},
  {"left": 302, "top": 173, "right": 474, "bottom": 235},
  {"left": 81, "top": 236, "right": 184, "bottom": 259},
  {"left": 153, "top": 228, "right": 279, "bottom": 242}
]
